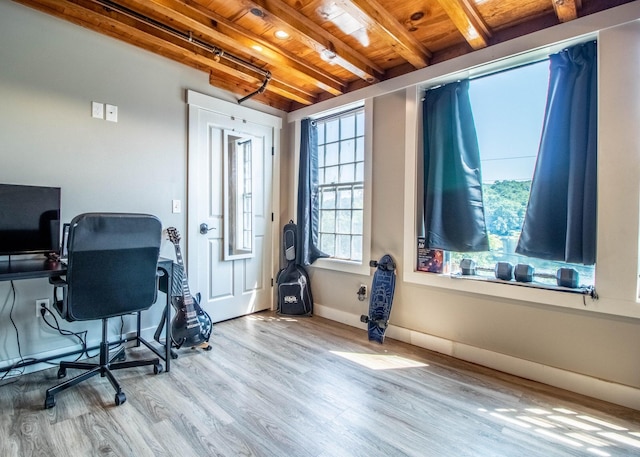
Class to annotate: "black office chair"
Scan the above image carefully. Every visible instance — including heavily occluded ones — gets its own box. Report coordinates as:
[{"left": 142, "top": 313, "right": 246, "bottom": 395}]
[{"left": 44, "top": 213, "right": 164, "bottom": 409}]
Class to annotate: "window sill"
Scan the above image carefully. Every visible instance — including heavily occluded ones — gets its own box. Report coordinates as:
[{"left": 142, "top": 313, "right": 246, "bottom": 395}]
[
  {"left": 311, "top": 257, "right": 371, "bottom": 276},
  {"left": 449, "top": 273, "right": 595, "bottom": 296},
  {"left": 404, "top": 268, "right": 601, "bottom": 312}
]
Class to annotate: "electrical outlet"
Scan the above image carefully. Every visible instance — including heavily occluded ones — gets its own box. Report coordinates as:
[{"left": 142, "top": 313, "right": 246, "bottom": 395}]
[
  {"left": 105, "top": 104, "right": 118, "bottom": 122},
  {"left": 36, "top": 298, "right": 50, "bottom": 317},
  {"left": 357, "top": 284, "right": 367, "bottom": 301}
]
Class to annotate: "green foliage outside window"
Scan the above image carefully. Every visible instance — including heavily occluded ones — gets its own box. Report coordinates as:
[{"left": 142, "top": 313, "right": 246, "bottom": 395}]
[{"left": 449, "top": 180, "right": 594, "bottom": 287}]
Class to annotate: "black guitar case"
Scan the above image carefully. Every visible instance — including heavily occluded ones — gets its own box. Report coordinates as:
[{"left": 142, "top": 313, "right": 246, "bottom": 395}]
[{"left": 276, "top": 220, "right": 313, "bottom": 316}]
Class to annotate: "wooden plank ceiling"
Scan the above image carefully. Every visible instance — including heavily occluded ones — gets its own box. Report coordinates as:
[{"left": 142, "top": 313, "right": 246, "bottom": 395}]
[{"left": 14, "top": 0, "right": 633, "bottom": 112}]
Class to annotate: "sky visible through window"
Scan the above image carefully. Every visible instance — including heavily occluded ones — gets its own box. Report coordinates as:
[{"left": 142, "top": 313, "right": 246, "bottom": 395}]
[
  {"left": 456, "top": 60, "right": 595, "bottom": 287},
  {"left": 469, "top": 60, "right": 549, "bottom": 183}
]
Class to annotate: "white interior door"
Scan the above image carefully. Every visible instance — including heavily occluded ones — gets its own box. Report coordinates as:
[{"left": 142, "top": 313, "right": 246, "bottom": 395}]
[{"left": 187, "top": 94, "right": 278, "bottom": 323}]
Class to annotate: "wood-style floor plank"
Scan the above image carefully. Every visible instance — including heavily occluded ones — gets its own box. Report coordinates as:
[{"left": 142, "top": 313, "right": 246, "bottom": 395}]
[{"left": 1, "top": 311, "right": 639, "bottom": 457}]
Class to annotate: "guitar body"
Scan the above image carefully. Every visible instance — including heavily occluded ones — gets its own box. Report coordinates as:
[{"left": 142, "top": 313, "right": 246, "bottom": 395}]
[
  {"left": 166, "top": 227, "right": 213, "bottom": 350},
  {"left": 170, "top": 296, "right": 205, "bottom": 346},
  {"left": 170, "top": 293, "right": 212, "bottom": 347}
]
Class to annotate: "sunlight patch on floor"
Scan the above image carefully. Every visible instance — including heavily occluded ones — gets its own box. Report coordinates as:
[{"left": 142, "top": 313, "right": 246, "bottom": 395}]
[
  {"left": 479, "top": 405, "right": 640, "bottom": 456},
  {"left": 330, "top": 351, "right": 428, "bottom": 370},
  {"left": 248, "top": 315, "right": 298, "bottom": 322}
]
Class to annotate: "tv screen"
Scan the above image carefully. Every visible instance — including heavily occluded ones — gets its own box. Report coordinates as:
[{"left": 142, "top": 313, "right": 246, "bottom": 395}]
[{"left": 0, "top": 184, "right": 61, "bottom": 256}]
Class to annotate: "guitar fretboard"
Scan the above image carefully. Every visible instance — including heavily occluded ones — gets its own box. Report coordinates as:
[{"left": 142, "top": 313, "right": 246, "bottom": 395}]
[{"left": 174, "top": 245, "right": 194, "bottom": 306}]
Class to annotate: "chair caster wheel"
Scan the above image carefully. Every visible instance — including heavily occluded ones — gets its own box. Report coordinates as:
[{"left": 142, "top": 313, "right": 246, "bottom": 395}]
[
  {"left": 153, "top": 363, "right": 163, "bottom": 374},
  {"left": 115, "top": 392, "right": 126, "bottom": 406},
  {"left": 57, "top": 367, "right": 67, "bottom": 379},
  {"left": 44, "top": 395, "right": 56, "bottom": 409}
]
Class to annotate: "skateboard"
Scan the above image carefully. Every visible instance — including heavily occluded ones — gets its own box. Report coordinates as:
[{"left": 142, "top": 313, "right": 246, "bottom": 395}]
[{"left": 360, "top": 254, "right": 396, "bottom": 343}]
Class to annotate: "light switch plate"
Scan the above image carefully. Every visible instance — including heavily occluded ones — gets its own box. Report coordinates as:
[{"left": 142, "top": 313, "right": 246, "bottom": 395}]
[
  {"left": 91, "top": 101, "right": 104, "bottom": 119},
  {"left": 172, "top": 199, "right": 181, "bottom": 214}
]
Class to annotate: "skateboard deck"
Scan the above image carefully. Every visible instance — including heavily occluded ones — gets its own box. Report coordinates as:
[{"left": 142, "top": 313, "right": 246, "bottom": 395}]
[{"left": 360, "top": 254, "right": 396, "bottom": 343}]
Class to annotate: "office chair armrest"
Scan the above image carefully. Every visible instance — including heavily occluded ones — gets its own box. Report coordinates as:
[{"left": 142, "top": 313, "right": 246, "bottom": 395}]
[
  {"left": 48, "top": 275, "right": 68, "bottom": 317},
  {"left": 49, "top": 276, "right": 67, "bottom": 287}
]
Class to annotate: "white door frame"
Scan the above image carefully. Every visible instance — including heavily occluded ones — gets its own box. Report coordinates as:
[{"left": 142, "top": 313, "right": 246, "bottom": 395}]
[{"left": 186, "top": 90, "right": 283, "bottom": 313}]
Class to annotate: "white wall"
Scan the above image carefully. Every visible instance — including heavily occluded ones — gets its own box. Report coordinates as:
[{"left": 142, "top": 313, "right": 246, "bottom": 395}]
[
  {"left": 0, "top": 1, "right": 284, "bottom": 371},
  {"left": 286, "top": 8, "right": 640, "bottom": 409}
]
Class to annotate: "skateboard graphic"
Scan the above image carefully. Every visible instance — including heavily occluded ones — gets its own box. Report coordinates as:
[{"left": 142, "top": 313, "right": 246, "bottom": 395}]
[{"left": 360, "top": 254, "right": 396, "bottom": 343}]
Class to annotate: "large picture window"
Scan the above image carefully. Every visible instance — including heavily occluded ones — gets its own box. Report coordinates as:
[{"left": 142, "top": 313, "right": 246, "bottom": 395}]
[{"left": 424, "top": 44, "right": 596, "bottom": 289}]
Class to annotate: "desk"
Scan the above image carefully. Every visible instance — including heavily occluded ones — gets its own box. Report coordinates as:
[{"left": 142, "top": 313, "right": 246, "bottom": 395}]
[
  {"left": 0, "top": 256, "right": 174, "bottom": 373},
  {"left": 0, "top": 258, "right": 66, "bottom": 281}
]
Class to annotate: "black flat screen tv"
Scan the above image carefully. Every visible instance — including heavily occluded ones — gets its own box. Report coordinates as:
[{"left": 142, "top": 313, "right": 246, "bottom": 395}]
[{"left": 0, "top": 184, "right": 61, "bottom": 256}]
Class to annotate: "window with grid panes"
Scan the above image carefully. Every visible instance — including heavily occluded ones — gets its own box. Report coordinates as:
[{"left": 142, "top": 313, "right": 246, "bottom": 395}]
[{"left": 317, "top": 107, "right": 365, "bottom": 261}]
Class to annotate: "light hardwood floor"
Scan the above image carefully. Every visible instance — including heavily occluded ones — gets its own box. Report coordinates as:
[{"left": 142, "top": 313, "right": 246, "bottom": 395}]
[{"left": 1, "top": 311, "right": 639, "bottom": 457}]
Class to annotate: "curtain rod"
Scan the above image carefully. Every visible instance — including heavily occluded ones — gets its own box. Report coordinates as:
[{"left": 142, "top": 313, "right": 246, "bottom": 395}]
[
  {"left": 424, "top": 57, "right": 549, "bottom": 94},
  {"left": 310, "top": 104, "right": 364, "bottom": 123},
  {"left": 425, "top": 39, "right": 597, "bottom": 93}
]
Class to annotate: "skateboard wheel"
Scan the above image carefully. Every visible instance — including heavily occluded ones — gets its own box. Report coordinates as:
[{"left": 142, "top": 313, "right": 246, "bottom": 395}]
[
  {"left": 360, "top": 315, "right": 369, "bottom": 323},
  {"left": 369, "top": 260, "right": 378, "bottom": 268},
  {"left": 382, "top": 261, "right": 396, "bottom": 271}
]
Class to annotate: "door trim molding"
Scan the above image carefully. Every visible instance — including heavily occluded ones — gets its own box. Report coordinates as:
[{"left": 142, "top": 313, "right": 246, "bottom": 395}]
[
  {"left": 187, "top": 90, "right": 282, "bottom": 315},
  {"left": 187, "top": 90, "right": 282, "bottom": 130}
]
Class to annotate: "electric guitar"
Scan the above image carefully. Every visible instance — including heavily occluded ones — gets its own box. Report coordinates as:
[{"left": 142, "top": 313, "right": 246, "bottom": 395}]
[{"left": 166, "top": 227, "right": 212, "bottom": 349}]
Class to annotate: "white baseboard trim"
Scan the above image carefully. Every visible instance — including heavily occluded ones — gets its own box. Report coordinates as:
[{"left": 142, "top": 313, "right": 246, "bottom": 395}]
[{"left": 314, "top": 303, "right": 640, "bottom": 411}]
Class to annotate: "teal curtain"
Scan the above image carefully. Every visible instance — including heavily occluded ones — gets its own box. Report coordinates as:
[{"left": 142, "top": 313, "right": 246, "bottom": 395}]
[
  {"left": 516, "top": 41, "right": 597, "bottom": 265},
  {"left": 423, "top": 80, "right": 489, "bottom": 252},
  {"left": 296, "top": 118, "right": 328, "bottom": 265}
]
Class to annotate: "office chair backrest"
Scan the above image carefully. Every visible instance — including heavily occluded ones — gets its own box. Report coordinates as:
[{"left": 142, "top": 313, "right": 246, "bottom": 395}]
[{"left": 65, "top": 213, "right": 162, "bottom": 321}]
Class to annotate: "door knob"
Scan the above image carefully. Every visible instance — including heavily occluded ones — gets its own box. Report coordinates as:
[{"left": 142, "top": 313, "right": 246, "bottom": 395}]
[{"left": 199, "top": 223, "right": 215, "bottom": 234}]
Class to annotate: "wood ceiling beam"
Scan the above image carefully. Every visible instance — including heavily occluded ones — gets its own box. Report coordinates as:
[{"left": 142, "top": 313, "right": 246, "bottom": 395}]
[
  {"left": 335, "top": 0, "right": 431, "bottom": 68},
  {"left": 236, "top": 0, "right": 383, "bottom": 83},
  {"left": 14, "top": 0, "right": 302, "bottom": 107},
  {"left": 119, "top": 0, "right": 342, "bottom": 97},
  {"left": 552, "top": 0, "right": 580, "bottom": 22},
  {"left": 433, "top": 0, "right": 491, "bottom": 50}
]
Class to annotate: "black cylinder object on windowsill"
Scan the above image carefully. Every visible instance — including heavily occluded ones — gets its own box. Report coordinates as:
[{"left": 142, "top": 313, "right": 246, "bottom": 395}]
[
  {"left": 557, "top": 268, "right": 579, "bottom": 288},
  {"left": 514, "top": 264, "right": 534, "bottom": 282},
  {"left": 460, "top": 258, "right": 476, "bottom": 275},
  {"left": 494, "top": 262, "right": 514, "bottom": 280}
]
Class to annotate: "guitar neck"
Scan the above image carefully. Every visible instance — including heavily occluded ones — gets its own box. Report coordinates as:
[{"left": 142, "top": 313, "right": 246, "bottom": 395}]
[{"left": 174, "top": 245, "right": 194, "bottom": 305}]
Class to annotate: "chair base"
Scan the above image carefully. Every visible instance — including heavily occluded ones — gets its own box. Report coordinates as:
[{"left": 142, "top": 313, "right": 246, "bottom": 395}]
[{"left": 44, "top": 319, "right": 163, "bottom": 409}]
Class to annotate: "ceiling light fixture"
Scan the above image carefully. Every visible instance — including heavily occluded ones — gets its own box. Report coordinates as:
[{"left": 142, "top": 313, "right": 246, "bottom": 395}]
[
  {"left": 274, "top": 30, "right": 290, "bottom": 40},
  {"left": 407, "top": 11, "right": 425, "bottom": 32},
  {"left": 321, "top": 49, "right": 337, "bottom": 60},
  {"left": 250, "top": 8, "right": 264, "bottom": 17}
]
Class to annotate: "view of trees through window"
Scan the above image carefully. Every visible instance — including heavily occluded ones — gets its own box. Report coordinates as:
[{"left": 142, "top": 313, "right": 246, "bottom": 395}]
[{"left": 448, "top": 61, "right": 595, "bottom": 287}]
